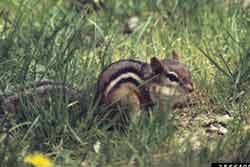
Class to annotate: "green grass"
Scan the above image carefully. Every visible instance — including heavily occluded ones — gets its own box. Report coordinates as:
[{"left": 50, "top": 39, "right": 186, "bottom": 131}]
[{"left": 1, "top": 0, "right": 250, "bottom": 166}]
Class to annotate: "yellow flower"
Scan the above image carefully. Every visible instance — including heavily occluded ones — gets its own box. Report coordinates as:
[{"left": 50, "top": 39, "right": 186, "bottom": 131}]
[{"left": 24, "top": 153, "right": 54, "bottom": 167}]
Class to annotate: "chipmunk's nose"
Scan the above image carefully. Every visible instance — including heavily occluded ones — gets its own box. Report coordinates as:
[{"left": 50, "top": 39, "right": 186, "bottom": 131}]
[{"left": 184, "top": 83, "right": 194, "bottom": 93}]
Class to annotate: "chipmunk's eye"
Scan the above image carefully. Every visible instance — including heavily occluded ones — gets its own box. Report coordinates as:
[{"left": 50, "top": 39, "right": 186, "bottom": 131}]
[{"left": 165, "top": 73, "right": 179, "bottom": 82}]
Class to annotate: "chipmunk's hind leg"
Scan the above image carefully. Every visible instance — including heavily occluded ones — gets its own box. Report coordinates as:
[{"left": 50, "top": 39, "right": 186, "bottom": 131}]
[{"left": 108, "top": 83, "right": 141, "bottom": 128}]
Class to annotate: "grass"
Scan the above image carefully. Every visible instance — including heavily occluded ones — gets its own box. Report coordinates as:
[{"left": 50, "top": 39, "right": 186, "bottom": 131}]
[{"left": 1, "top": 0, "right": 250, "bottom": 166}]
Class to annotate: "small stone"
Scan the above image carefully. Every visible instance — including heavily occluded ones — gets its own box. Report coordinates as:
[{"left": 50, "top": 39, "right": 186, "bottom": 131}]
[
  {"left": 93, "top": 141, "right": 101, "bottom": 153},
  {"left": 205, "top": 123, "right": 228, "bottom": 135}
]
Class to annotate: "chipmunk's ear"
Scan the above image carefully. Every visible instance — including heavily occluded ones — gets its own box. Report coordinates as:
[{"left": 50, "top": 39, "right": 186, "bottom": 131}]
[
  {"left": 150, "top": 57, "right": 164, "bottom": 74},
  {"left": 141, "top": 64, "right": 153, "bottom": 79},
  {"left": 172, "top": 50, "right": 180, "bottom": 61}
]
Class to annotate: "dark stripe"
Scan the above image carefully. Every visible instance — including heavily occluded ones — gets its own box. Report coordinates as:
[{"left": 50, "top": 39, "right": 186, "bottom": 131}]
[
  {"left": 103, "top": 67, "right": 143, "bottom": 93},
  {"left": 96, "top": 60, "right": 144, "bottom": 94},
  {"left": 100, "top": 59, "right": 143, "bottom": 74},
  {"left": 109, "top": 67, "right": 143, "bottom": 81},
  {"left": 107, "top": 77, "right": 141, "bottom": 95}
]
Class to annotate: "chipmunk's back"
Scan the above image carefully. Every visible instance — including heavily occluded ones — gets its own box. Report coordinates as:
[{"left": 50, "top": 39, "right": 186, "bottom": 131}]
[{"left": 96, "top": 59, "right": 147, "bottom": 102}]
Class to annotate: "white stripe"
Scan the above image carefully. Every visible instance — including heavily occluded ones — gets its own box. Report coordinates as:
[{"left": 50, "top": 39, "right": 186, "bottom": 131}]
[
  {"left": 167, "top": 71, "right": 178, "bottom": 77},
  {"left": 105, "top": 72, "right": 143, "bottom": 96}
]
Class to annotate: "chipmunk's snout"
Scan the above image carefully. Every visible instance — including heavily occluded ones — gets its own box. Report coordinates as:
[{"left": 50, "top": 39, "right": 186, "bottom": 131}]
[{"left": 183, "top": 83, "right": 194, "bottom": 93}]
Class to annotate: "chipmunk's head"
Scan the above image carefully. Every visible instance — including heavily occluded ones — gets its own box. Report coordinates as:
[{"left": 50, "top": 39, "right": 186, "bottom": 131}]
[{"left": 149, "top": 51, "right": 194, "bottom": 101}]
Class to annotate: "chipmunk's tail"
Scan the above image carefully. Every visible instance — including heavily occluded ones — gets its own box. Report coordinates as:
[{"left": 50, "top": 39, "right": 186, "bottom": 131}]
[{"left": 0, "top": 80, "right": 83, "bottom": 113}]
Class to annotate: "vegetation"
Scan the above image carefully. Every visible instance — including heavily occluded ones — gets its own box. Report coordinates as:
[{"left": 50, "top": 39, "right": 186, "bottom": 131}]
[{"left": 1, "top": 0, "right": 250, "bottom": 166}]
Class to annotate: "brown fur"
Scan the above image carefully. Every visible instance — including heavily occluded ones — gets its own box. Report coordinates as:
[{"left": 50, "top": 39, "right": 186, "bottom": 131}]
[{"left": 95, "top": 51, "right": 194, "bottom": 126}]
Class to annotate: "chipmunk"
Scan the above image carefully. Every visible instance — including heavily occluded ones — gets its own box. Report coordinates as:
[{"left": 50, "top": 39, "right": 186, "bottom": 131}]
[{"left": 95, "top": 51, "right": 194, "bottom": 125}]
